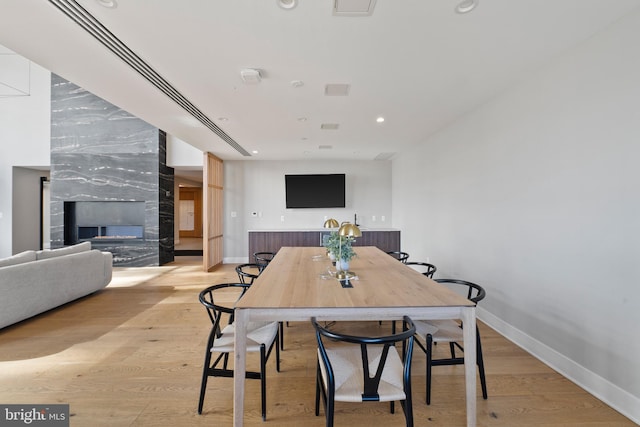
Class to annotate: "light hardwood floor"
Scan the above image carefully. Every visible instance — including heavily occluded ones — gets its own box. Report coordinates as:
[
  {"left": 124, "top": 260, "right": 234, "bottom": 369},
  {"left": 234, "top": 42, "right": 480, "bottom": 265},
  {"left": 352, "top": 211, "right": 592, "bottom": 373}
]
[{"left": 0, "top": 257, "right": 635, "bottom": 426}]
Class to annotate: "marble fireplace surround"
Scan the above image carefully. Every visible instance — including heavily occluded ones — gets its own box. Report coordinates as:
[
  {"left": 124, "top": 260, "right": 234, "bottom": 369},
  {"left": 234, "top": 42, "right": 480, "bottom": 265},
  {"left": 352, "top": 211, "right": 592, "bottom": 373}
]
[{"left": 50, "top": 74, "right": 174, "bottom": 267}]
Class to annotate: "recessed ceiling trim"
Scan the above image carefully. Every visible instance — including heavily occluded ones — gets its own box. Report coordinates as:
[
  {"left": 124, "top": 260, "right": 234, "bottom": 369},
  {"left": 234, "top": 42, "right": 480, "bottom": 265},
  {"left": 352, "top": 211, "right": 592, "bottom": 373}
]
[{"left": 47, "top": 0, "right": 251, "bottom": 156}]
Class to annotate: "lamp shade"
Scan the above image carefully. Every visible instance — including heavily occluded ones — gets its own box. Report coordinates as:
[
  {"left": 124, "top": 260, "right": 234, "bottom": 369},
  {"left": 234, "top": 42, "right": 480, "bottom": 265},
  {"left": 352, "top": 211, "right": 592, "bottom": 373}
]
[
  {"left": 323, "top": 218, "right": 339, "bottom": 228},
  {"left": 338, "top": 222, "right": 362, "bottom": 238}
]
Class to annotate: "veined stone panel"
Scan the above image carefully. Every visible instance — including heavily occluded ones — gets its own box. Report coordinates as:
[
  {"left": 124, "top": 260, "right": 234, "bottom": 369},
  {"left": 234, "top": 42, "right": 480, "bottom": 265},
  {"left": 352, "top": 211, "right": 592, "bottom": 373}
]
[{"left": 49, "top": 74, "right": 173, "bottom": 266}]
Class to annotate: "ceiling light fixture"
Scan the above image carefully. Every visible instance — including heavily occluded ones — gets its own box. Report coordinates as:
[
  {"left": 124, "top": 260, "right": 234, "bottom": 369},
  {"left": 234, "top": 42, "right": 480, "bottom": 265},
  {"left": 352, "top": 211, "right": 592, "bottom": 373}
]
[
  {"left": 277, "top": 0, "right": 297, "bottom": 10},
  {"left": 455, "top": 0, "right": 478, "bottom": 14},
  {"left": 95, "top": 0, "right": 117, "bottom": 8},
  {"left": 290, "top": 80, "right": 304, "bottom": 88},
  {"left": 376, "top": 117, "right": 385, "bottom": 123}
]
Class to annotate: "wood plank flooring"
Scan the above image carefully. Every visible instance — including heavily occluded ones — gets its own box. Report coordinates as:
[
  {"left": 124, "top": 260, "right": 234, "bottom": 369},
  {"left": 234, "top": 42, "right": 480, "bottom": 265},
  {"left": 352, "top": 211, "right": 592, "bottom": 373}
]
[{"left": 0, "top": 257, "right": 635, "bottom": 426}]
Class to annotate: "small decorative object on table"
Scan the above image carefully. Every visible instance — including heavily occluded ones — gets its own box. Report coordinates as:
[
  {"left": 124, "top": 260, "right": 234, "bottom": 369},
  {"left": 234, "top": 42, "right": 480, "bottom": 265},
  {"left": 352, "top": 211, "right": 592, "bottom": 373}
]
[{"left": 336, "top": 222, "right": 362, "bottom": 280}]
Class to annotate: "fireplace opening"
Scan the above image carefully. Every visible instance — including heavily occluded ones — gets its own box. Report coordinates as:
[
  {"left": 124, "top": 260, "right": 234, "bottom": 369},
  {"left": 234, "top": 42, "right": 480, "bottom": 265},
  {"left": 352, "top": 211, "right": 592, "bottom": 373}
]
[
  {"left": 78, "top": 225, "right": 144, "bottom": 241},
  {"left": 64, "top": 201, "right": 145, "bottom": 245}
]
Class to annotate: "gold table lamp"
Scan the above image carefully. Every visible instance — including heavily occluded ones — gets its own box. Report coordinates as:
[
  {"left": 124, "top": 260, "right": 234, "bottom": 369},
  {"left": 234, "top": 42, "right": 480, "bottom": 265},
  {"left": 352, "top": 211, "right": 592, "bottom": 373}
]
[{"left": 323, "top": 218, "right": 339, "bottom": 228}]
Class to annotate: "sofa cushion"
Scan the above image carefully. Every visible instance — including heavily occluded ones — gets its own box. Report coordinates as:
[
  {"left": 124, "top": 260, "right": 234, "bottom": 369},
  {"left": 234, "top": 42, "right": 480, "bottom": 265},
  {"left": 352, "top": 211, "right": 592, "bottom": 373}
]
[
  {"left": 0, "top": 250, "right": 37, "bottom": 267},
  {"left": 36, "top": 241, "right": 92, "bottom": 260}
]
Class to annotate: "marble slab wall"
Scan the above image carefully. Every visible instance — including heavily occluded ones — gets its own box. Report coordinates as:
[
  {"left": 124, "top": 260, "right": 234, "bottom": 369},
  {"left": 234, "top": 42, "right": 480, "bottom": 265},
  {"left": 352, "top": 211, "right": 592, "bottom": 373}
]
[{"left": 50, "top": 74, "right": 174, "bottom": 266}]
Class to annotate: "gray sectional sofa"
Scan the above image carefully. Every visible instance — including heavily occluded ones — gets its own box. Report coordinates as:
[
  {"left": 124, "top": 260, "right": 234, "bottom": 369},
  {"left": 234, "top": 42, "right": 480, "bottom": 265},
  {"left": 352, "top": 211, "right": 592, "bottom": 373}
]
[{"left": 0, "top": 242, "right": 113, "bottom": 329}]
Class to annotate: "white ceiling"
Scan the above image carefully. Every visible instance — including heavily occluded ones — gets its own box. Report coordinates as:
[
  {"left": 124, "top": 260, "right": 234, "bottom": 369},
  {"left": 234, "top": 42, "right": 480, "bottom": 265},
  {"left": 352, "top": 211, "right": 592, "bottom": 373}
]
[{"left": 1, "top": 0, "right": 640, "bottom": 162}]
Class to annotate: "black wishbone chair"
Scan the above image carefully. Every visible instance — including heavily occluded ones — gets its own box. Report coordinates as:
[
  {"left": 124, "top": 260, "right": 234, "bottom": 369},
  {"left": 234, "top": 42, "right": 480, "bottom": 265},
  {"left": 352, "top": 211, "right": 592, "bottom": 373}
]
[
  {"left": 386, "top": 251, "right": 410, "bottom": 264},
  {"left": 311, "top": 317, "right": 416, "bottom": 427},
  {"left": 198, "top": 283, "right": 280, "bottom": 421},
  {"left": 413, "top": 279, "right": 488, "bottom": 405},
  {"left": 236, "top": 262, "right": 286, "bottom": 350},
  {"left": 253, "top": 251, "right": 276, "bottom": 273},
  {"left": 405, "top": 261, "right": 437, "bottom": 278},
  {"left": 235, "top": 263, "right": 261, "bottom": 285}
]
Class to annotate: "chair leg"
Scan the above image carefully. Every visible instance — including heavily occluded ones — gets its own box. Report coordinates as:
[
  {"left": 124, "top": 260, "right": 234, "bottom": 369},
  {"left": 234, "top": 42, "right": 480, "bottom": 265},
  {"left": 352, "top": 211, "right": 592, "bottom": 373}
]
[
  {"left": 279, "top": 322, "right": 284, "bottom": 350},
  {"left": 326, "top": 390, "right": 334, "bottom": 427},
  {"left": 223, "top": 352, "right": 229, "bottom": 370},
  {"left": 403, "top": 397, "right": 414, "bottom": 427},
  {"left": 426, "top": 334, "right": 433, "bottom": 405},
  {"left": 476, "top": 327, "right": 488, "bottom": 400},
  {"left": 315, "top": 363, "right": 321, "bottom": 416},
  {"left": 198, "top": 350, "right": 212, "bottom": 414},
  {"left": 275, "top": 329, "right": 281, "bottom": 372},
  {"left": 260, "top": 344, "right": 267, "bottom": 421}
]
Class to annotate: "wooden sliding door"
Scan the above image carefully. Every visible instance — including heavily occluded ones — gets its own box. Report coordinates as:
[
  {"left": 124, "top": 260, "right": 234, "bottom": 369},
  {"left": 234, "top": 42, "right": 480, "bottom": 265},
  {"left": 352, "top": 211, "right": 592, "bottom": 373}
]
[{"left": 203, "top": 153, "right": 223, "bottom": 271}]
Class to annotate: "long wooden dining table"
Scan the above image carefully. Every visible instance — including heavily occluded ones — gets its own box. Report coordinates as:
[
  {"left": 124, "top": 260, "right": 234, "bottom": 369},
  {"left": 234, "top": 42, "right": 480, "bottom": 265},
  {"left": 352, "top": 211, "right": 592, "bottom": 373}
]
[{"left": 233, "top": 246, "right": 478, "bottom": 426}]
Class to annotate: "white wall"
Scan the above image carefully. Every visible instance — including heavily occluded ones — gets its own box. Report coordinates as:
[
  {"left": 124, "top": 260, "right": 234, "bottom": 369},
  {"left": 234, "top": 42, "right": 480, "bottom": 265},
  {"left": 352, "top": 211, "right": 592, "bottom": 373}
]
[
  {"left": 392, "top": 10, "right": 640, "bottom": 423},
  {"left": 0, "top": 61, "right": 50, "bottom": 257},
  {"left": 12, "top": 167, "right": 49, "bottom": 253},
  {"left": 223, "top": 160, "right": 392, "bottom": 262}
]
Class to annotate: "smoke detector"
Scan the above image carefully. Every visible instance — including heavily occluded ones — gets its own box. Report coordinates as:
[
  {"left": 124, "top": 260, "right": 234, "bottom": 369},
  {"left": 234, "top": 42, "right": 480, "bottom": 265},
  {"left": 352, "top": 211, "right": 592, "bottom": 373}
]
[{"left": 240, "top": 68, "right": 262, "bottom": 84}]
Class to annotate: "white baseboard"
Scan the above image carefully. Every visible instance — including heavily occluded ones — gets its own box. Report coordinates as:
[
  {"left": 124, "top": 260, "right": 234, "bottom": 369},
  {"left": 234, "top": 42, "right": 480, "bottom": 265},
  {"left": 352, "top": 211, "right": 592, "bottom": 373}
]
[{"left": 478, "top": 307, "right": 640, "bottom": 425}]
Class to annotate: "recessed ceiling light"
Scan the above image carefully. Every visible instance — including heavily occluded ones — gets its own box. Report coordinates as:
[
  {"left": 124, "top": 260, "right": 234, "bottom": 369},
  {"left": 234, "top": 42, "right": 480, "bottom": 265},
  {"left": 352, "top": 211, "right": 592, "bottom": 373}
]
[
  {"left": 376, "top": 117, "right": 385, "bottom": 123},
  {"left": 291, "top": 80, "right": 304, "bottom": 88},
  {"left": 218, "top": 117, "right": 228, "bottom": 122},
  {"left": 95, "top": 0, "right": 117, "bottom": 8},
  {"left": 252, "top": 150, "right": 259, "bottom": 154},
  {"left": 455, "top": 0, "right": 478, "bottom": 14},
  {"left": 297, "top": 117, "right": 307, "bottom": 122},
  {"left": 277, "top": 0, "right": 297, "bottom": 10},
  {"left": 320, "top": 123, "right": 339, "bottom": 130}
]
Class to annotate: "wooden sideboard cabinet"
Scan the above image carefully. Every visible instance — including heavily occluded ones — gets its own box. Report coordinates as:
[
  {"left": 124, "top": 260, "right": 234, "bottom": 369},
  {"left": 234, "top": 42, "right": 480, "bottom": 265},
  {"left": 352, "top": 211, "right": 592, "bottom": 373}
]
[{"left": 248, "top": 230, "right": 400, "bottom": 260}]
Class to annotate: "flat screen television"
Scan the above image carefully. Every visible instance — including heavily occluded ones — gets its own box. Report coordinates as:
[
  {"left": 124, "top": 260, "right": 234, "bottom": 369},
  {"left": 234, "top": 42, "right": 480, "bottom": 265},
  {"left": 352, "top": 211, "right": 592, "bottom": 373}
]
[{"left": 285, "top": 174, "right": 345, "bottom": 209}]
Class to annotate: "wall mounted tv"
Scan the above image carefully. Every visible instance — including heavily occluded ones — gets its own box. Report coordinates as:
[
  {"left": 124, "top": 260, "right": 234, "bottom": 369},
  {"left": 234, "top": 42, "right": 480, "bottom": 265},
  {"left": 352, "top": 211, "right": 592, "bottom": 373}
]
[{"left": 285, "top": 174, "right": 346, "bottom": 209}]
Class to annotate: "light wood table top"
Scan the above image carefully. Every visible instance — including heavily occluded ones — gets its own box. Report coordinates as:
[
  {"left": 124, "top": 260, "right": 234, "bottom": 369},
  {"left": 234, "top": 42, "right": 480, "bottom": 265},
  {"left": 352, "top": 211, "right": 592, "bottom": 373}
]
[
  {"left": 237, "top": 246, "right": 474, "bottom": 313},
  {"left": 233, "top": 246, "right": 477, "bottom": 426}
]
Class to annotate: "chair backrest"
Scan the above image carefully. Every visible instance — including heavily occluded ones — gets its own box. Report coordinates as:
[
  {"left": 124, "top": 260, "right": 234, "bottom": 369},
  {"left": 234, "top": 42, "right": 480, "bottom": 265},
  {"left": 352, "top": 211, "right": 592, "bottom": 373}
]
[
  {"left": 386, "top": 251, "right": 410, "bottom": 263},
  {"left": 406, "top": 261, "right": 437, "bottom": 278},
  {"left": 311, "top": 317, "right": 416, "bottom": 400},
  {"left": 434, "top": 279, "right": 486, "bottom": 304},
  {"left": 253, "top": 251, "right": 276, "bottom": 272},
  {"left": 198, "top": 283, "right": 250, "bottom": 334},
  {"left": 235, "top": 263, "right": 261, "bottom": 285}
]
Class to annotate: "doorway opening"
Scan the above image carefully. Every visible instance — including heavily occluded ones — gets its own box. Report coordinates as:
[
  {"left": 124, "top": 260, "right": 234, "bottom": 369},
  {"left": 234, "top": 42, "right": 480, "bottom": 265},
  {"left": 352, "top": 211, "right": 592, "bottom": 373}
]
[{"left": 176, "top": 186, "right": 203, "bottom": 256}]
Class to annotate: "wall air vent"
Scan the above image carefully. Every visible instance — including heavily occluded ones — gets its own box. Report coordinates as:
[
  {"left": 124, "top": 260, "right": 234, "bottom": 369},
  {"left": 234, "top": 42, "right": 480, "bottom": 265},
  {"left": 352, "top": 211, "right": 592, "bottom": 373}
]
[
  {"left": 333, "top": 0, "right": 377, "bottom": 16},
  {"left": 48, "top": 0, "right": 251, "bottom": 156}
]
